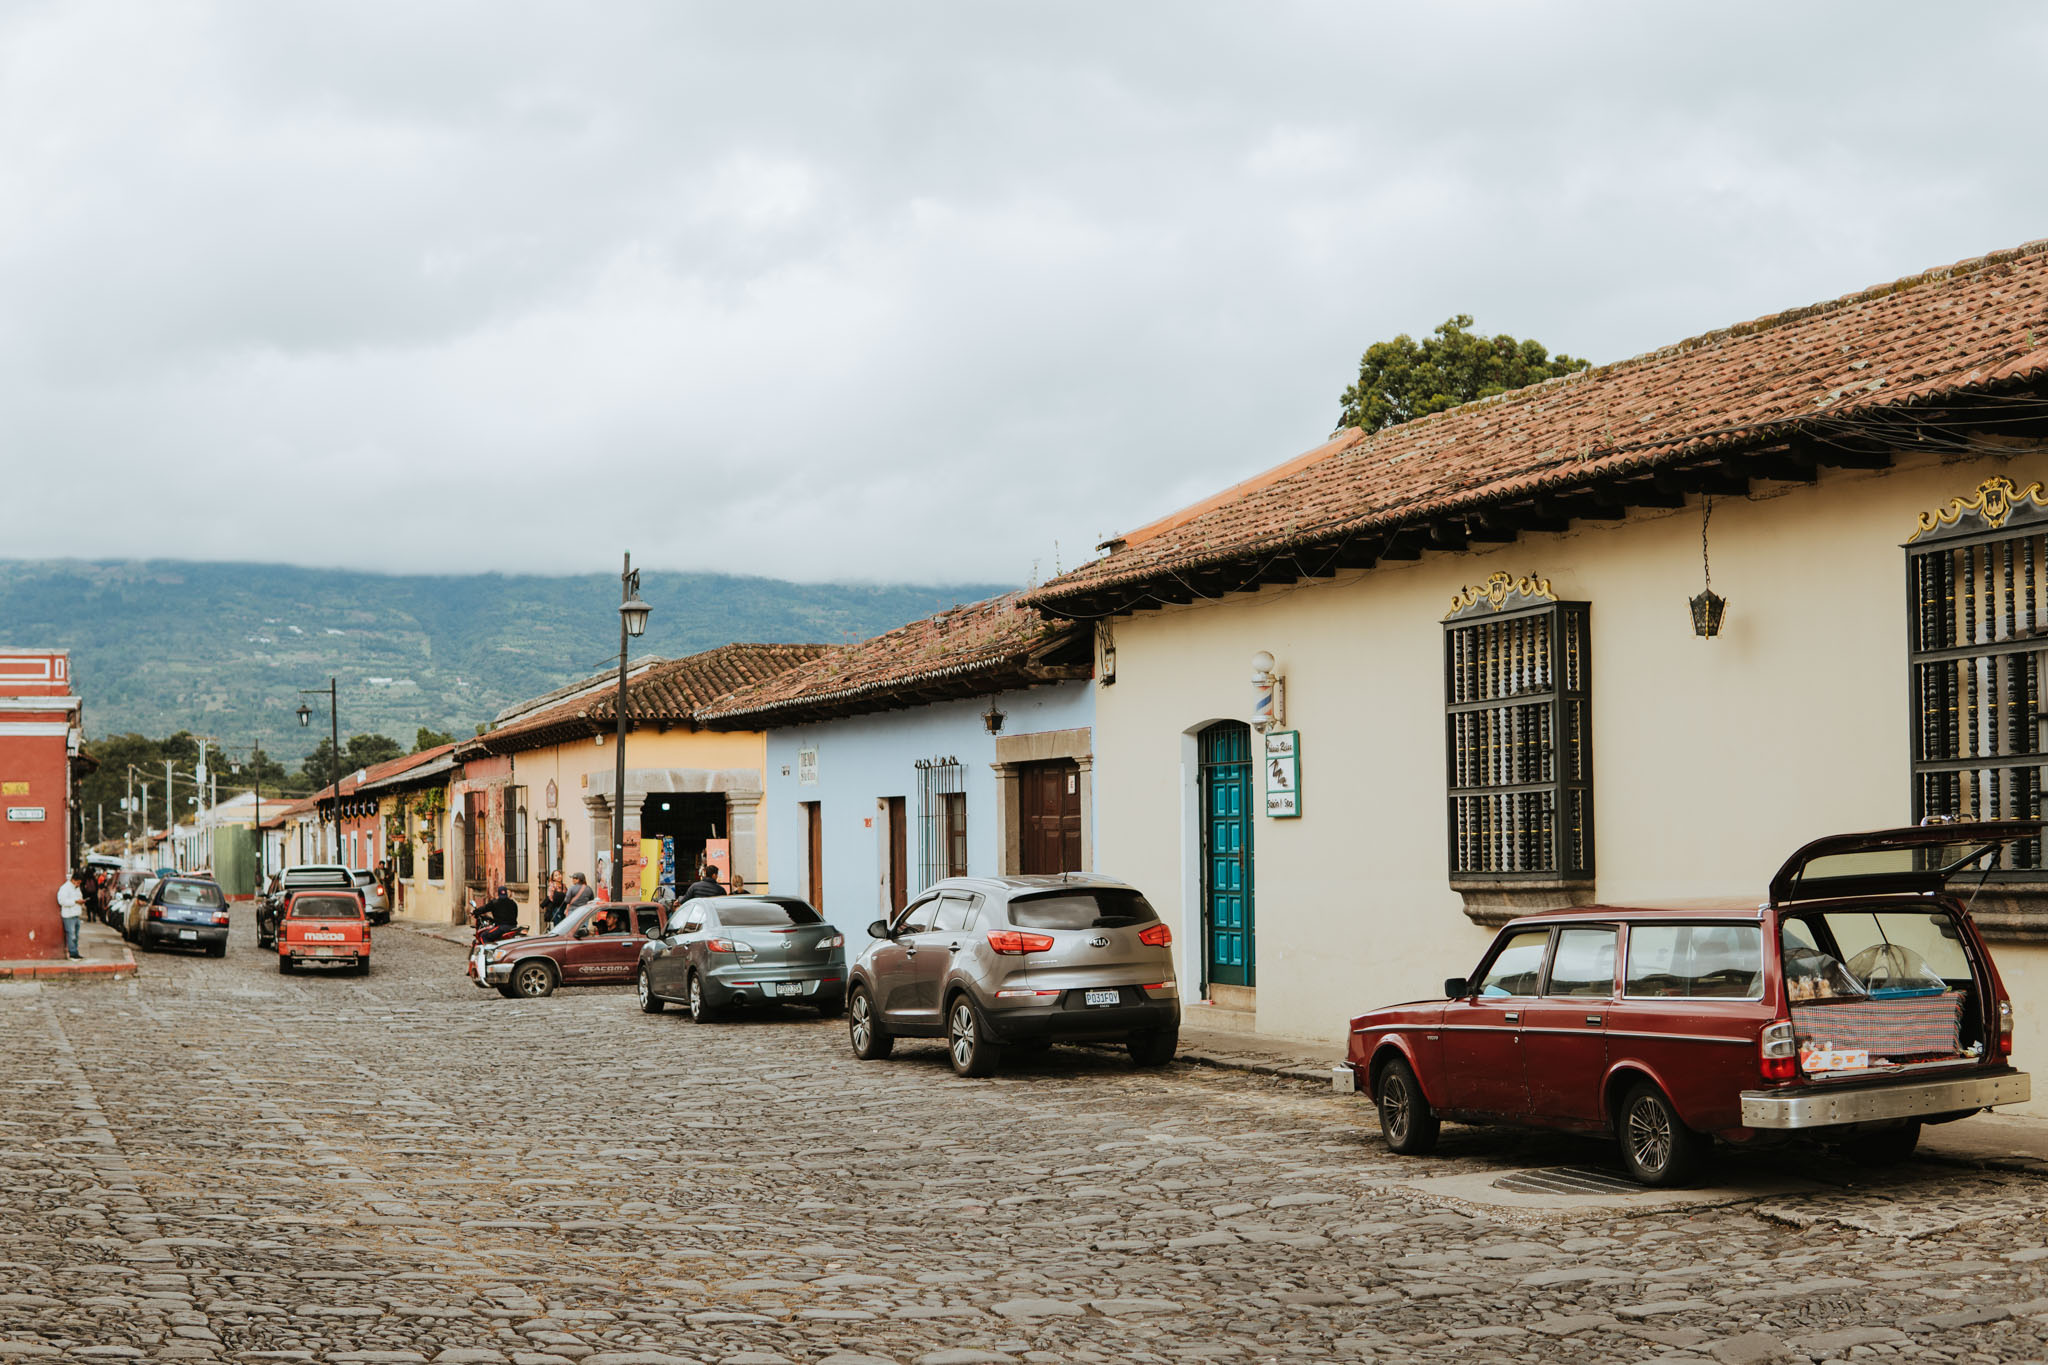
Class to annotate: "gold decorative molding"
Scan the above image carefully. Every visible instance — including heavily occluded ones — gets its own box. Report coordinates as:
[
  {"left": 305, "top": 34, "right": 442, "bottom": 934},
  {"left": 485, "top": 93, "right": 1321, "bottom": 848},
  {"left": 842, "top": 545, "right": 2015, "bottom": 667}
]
[
  {"left": 1446, "top": 571, "right": 1556, "bottom": 618},
  {"left": 1908, "top": 476, "right": 2048, "bottom": 543}
]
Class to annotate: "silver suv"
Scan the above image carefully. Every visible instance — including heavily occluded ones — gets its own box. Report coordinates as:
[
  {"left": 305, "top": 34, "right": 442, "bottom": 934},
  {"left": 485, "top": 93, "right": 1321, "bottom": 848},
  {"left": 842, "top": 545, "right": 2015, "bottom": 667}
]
[{"left": 846, "top": 874, "right": 1179, "bottom": 1077}]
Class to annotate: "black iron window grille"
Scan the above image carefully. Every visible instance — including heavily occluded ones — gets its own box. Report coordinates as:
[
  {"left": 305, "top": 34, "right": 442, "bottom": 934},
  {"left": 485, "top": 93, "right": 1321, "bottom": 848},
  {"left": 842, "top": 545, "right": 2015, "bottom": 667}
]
[
  {"left": 503, "top": 786, "right": 530, "bottom": 885},
  {"left": 1906, "top": 476, "right": 2048, "bottom": 871},
  {"left": 1443, "top": 574, "right": 1593, "bottom": 882},
  {"left": 461, "top": 791, "right": 482, "bottom": 884},
  {"left": 915, "top": 757, "right": 966, "bottom": 891}
]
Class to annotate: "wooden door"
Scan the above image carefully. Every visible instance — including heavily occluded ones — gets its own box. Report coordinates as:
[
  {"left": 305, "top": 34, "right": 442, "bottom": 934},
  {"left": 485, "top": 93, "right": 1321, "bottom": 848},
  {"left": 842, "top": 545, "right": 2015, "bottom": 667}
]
[
  {"left": 886, "top": 797, "right": 908, "bottom": 913},
  {"left": 1019, "top": 760, "right": 1082, "bottom": 874},
  {"left": 1199, "top": 722, "right": 1254, "bottom": 987},
  {"left": 803, "top": 802, "right": 823, "bottom": 910}
]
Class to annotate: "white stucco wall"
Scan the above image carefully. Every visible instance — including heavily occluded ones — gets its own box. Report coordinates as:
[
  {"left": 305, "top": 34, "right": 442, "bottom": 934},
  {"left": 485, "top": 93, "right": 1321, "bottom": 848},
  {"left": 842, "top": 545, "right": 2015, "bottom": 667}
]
[
  {"left": 1090, "top": 450, "right": 2048, "bottom": 1110},
  {"left": 761, "top": 680, "right": 1095, "bottom": 942}
]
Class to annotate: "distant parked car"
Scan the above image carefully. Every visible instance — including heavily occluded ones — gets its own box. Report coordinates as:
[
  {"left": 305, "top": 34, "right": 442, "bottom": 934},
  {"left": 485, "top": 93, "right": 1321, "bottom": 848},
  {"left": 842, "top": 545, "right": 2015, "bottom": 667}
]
[
  {"left": 846, "top": 875, "right": 1181, "bottom": 1077},
  {"left": 258, "top": 865, "right": 357, "bottom": 947},
  {"left": 134, "top": 876, "right": 230, "bottom": 956},
  {"left": 638, "top": 895, "right": 846, "bottom": 1021},
  {"left": 102, "top": 871, "right": 148, "bottom": 928},
  {"left": 1347, "top": 821, "right": 2036, "bottom": 1186},
  {"left": 121, "top": 878, "right": 160, "bottom": 941},
  {"left": 470, "top": 902, "right": 666, "bottom": 998},
  {"left": 278, "top": 890, "right": 371, "bottom": 975},
  {"left": 349, "top": 868, "right": 390, "bottom": 924}
]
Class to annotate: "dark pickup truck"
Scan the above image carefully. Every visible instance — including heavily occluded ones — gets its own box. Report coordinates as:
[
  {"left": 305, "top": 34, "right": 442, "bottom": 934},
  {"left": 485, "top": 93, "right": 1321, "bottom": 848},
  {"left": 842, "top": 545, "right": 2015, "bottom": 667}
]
[{"left": 257, "top": 864, "right": 360, "bottom": 948}]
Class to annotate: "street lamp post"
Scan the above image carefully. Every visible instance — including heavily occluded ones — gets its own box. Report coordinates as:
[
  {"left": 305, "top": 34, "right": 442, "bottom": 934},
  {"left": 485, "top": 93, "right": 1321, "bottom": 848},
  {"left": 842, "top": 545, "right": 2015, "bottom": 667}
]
[
  {"left": 298, "top": 678, "right": 341, "bottom": 863},
  {"left": 610, "top": 553, "right": 652, "bottom": 902}
]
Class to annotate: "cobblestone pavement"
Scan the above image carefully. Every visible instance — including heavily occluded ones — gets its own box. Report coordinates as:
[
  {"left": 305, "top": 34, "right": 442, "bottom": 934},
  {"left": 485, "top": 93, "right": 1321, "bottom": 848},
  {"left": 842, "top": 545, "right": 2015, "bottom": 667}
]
[{"left": 7, "top": 921, "right": 2048, "bottom": 1365}]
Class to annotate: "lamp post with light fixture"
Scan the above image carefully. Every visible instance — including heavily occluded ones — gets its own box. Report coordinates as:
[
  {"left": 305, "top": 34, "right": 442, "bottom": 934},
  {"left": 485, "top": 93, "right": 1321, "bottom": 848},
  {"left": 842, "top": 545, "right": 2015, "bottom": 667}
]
[
  {"left": 610, "top": 553, "right": 653, "bottom": 902},
  {"left": 297, "top": 678, "right": 341, "bottom": 862}
]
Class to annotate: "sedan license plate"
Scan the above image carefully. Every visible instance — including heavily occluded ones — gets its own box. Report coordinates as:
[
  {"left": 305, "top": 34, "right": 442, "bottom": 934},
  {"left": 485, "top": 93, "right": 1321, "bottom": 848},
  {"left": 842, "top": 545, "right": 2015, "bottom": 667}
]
[
  {"left": 1085, "top": 988, "right": 1121, "bottom": 1007},
  {"left": 774, "top": 981, "right": 804, "bottom": 997},
  {"left": 178, "top": 930, "right": 198, "bottom": 940}
]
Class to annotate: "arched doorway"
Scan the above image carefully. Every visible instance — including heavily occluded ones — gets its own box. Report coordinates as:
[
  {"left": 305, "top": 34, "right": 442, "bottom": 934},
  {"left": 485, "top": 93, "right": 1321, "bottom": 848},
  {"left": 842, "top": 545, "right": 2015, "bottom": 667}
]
[{"left": 1199, "top": 721, "right": 1254, "bottom": 990}]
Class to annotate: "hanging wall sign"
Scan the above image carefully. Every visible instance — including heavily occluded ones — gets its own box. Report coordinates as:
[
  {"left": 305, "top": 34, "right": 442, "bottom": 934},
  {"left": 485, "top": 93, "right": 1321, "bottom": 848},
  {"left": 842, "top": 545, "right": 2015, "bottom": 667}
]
[
  {"left": 1263, "top": 730, "right": 1301, "bottom": 818},
  {"left": 7, "top": 806, "right": 46, "bottom": 822},
  {"left": 798, "top": 747, "right": 819, "bottom": 786}
]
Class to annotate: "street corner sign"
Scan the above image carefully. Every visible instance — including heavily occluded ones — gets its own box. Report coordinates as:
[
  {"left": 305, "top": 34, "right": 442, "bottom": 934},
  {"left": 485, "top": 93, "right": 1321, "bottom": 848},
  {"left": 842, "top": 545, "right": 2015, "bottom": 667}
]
[
  {"left": 1262, "top": 730, "right": 1300, "bottom": 818},
  {"left": 7, "top": 806, "right": 47, "bottom": 822}
]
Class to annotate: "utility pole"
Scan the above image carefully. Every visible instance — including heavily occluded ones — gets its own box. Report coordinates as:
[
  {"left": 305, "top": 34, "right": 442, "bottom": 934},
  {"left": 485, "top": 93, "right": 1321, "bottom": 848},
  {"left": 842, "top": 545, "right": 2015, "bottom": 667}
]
[{"left": 164, "top": 760, "right": 175, "bottom": 870}]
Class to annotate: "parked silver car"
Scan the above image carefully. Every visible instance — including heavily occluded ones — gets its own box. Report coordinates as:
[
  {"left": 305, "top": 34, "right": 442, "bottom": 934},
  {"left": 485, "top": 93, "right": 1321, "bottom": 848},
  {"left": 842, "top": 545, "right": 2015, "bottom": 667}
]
[
  {"left": 638, "top": 895, "right": 847, "bottom": 1020},
  {"left": 846, "top": 874, "right": 1180, "bottom": 1077}
]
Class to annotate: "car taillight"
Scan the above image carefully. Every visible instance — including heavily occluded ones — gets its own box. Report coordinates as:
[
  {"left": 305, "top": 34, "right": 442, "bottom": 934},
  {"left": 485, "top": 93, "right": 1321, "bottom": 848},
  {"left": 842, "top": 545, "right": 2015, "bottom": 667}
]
[
  {"left": 148, "top": 906, "right": 164, "bottom": 920},
  {"left": 821, "top": 934, "right": 844, "bottom": 949},
  {"left": 2000, "top": 999, "right": 2015, "bottom": 1058},
  {"left": 707, "top": 938, "right": 742, "bottom": 954},
  {"left": 1759, "top": 1019, "right": 1797, "bottom": 1081},
  {"left": 1138, "top": 923, "right": 1172, "bottom": 948},
  {"left": 987, "top": 930, "right": 1055, "bottom": 955},
  {"left": 212, "top": 911, "right": 230, "bottom": 926}
]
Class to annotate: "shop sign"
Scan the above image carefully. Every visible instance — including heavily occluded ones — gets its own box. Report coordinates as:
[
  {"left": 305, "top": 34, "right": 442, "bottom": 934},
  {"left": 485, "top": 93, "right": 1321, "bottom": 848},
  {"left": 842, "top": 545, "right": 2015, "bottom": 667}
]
[
  {"left": 1, "top": 781, "right": 27, "bottom": 795},
  {"left": 798, "top": 747, "right": 819, "bottom": 786},
  {"left": 1263, "top": 730, "right": 1301, "bottom": 818},
  {"left": 7, "top": 806, "right": 46, "bottom": 822}
]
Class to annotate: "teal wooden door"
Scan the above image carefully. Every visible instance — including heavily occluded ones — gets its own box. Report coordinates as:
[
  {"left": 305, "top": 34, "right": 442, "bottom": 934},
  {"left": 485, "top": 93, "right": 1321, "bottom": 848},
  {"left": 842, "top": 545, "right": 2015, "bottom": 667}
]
[{"left": 1200, "top": 722, "right": 1255, "bottom": 987}]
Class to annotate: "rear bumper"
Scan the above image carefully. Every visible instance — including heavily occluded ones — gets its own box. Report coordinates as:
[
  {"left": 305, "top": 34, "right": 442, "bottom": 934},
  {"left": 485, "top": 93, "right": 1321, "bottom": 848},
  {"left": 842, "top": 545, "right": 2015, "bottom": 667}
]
[
  {"left": 1741, "top": 1069, "right": 2030, "bottom": 1128},
  {"left": 983, "top": 994, "right": 1180, "bottom": 1043},
  {"left": 283, "top": 943, "right": 369, "bottom": 959},
  {"left": 706, "top": 965, "right": 844, "bottom": 1005},
  {"left": 139, "top": 923, "right": 228, "bottom": 951}
]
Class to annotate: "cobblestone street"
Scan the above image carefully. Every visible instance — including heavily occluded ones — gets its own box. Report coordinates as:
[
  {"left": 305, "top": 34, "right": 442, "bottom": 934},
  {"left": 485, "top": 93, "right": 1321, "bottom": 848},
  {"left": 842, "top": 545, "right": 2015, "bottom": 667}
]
[{"left": 8, "top": 922, "right": 2048, "bottom": 1365}]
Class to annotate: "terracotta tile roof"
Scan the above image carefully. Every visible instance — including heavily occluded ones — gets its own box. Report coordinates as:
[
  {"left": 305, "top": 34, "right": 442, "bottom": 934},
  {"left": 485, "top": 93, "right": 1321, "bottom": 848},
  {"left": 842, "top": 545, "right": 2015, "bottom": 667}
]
[
  {"left": 696, "top": 594, "right": 1090, "bottom": 728},
  {"left": 309, "top": 744, "right": 457, "bottom": 805},
  {"left": 471, "top": 643, "right": 830, "bottom": 753},
  {"left": 1031, "top": 238, "right": 2048, "bottom": 610}
]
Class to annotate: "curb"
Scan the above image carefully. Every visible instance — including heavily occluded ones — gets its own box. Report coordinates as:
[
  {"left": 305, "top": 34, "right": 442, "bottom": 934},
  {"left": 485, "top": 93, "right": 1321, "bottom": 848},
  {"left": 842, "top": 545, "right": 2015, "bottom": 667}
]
[{"left": 0, "top": 950, "right": 139, "bottom": 982}]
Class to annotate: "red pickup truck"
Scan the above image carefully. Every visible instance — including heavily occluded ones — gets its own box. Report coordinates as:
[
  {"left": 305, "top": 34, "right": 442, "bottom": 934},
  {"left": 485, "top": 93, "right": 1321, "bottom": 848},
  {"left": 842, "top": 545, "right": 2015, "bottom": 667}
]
[{"left": 278, "top": 890, "right": 371, "bottom": 976}]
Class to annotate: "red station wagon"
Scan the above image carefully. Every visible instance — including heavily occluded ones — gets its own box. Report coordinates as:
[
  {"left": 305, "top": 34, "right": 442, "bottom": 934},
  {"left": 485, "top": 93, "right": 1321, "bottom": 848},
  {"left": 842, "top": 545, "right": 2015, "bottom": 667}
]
[
  {"left": 278, "top": 890, "right": 371, "bottom": 975},
  {"left": 1348, "top": 822, "right": 2035, "bottom": 1185}
]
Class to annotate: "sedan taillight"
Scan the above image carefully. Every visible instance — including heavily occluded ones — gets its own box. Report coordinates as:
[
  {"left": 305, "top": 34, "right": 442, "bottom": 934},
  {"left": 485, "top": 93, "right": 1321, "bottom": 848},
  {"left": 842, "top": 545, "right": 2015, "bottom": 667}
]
[
  {"left": 706, "top": 938, "right": 743, "bottom": 954},
  {"left": 212, "top": 911, "right": 230, "bottom": 926},
  {"left": 147, "top": 906, "right": 164, "bottom": 920},
  {"left": 987, "top": 930, "right": 1055, "bottom": 955},
  {"left": 1759, "top": 1019, "right": 1797, "bottom": 1082},
  {"left": 820, "top": 934, "right": 844, "bottom": 949},
  {"left": 2000, "top": 999, "right": 2016, "bottom": 1058},
  {"left": 1138, "top": 923, "right": 1172, "bottom": 948}
]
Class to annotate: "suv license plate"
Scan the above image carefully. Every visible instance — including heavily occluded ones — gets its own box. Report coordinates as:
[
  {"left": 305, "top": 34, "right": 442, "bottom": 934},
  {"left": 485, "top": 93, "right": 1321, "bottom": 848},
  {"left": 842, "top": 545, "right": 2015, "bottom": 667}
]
[
  {"left": 774, "top": 982, "right": 804, "bottom": 997},
  {"left": 1085, "top": 989, "right": 1121, "bottom": 1007},
  {"left": 178, "top": 930, "right": 198, "bottom": 940}
]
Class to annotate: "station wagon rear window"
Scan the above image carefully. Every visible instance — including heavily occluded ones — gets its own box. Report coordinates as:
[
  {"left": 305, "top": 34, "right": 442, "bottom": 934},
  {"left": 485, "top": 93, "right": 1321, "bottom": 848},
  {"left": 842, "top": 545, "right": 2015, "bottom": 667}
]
[
  {"left": 1625, "top": 923, "right": 1762, "bottom": 999},
  {"left": 1009, "top": 889, "right": 1158, "bottom": 930},
  {"left": 290, "top": 896, "right": 362, "bottom": 919},
  {"left": 159, "top": 881, "right": 224, "bottom": 908}
]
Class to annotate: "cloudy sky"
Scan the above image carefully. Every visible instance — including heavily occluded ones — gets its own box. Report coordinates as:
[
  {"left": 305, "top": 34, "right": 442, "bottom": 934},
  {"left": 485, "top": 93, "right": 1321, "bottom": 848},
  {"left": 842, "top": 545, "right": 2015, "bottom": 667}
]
[{"left": 5, "top": 2, "right": 2046, "bottom": 585}]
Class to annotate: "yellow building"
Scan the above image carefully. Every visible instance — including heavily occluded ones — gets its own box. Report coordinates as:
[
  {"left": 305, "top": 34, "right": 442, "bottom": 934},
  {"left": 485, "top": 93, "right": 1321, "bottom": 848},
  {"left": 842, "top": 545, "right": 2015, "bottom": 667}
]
[
  {"left": 451, "top": 643, "right": 827, "bottom": 928},
  {"left": 1030, "top": 238, "right": 2048, "bottom": 1112}
]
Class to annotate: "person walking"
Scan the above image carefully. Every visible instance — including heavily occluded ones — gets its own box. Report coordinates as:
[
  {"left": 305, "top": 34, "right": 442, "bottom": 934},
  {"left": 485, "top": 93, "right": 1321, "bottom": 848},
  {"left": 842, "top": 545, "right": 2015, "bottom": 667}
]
[
  {"left": 57, "top": 871, "right": 86, "bottom": 959},
  {"left": 562, "top": 873, "right": 595, "bottom": 916},
  {"left": 681, "top": 864, "right": 725, "bottom": 903}
]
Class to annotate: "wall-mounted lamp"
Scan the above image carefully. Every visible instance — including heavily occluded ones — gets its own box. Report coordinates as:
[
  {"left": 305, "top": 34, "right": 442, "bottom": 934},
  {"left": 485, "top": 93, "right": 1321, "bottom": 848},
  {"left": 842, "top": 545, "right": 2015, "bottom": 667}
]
[
  {"left": 982, "top": 702, "right": 1007, "bottom": 735},
  {"left": 1251, "top": 650, "right": 1285, "bottom": 731},
  {"left": 1690, "top": 496, "right": 1728, "bottom": 639}
]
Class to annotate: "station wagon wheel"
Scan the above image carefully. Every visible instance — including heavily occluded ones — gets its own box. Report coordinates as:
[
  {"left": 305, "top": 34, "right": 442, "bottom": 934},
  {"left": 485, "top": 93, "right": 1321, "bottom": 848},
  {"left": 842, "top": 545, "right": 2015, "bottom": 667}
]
[
  {"left": 946, "top": 996, "right": 1001, "bottom": 1078},
  {"left": 1617, "top": 1081, "right": 1702, "bottom": 1187},
  {"left": 848, "top": 986, "right": 893, "bottom": 1060},
  {"left": 1375, "top": 1055, "right": 1440, "bottom": 1155},
  {"left": 638, "top": 967, "right": 666, "bottom": 1014},
  {"left": 510, "top": 961, "right": 557, "bottom": 999}
]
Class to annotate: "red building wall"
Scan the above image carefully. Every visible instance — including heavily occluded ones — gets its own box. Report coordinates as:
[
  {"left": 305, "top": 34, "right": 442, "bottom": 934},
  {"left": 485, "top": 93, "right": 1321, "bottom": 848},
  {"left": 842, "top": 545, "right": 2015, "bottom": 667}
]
[{"left": 0, "top": 651, "right": 82, "bottom": 960}]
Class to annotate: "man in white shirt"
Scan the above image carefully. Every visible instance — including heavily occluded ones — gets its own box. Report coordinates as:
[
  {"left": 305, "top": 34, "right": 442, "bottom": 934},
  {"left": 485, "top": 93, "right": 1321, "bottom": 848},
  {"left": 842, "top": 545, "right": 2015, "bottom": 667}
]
[{"left": 56, "top": 872, "right": 85, "bottom": 959}]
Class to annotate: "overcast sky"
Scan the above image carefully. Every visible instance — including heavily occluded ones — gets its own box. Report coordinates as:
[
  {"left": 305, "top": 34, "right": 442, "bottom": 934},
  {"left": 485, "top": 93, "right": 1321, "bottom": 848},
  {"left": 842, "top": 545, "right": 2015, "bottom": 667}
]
[{"left": 5, "top": 2, "right": 2047, "bottom": 585}]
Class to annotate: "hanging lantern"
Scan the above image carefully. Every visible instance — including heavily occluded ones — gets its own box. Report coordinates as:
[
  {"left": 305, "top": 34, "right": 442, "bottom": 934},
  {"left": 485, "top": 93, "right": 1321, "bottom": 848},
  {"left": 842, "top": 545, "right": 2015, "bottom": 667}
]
[{"left": 1691, "top": 495, "right": 1727, "bottom": 639}]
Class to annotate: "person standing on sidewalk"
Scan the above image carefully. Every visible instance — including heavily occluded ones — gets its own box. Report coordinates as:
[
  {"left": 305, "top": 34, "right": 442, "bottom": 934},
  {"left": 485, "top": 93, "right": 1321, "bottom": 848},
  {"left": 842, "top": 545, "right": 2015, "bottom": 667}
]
[{"left": 57, "top": 871, "right": 85, "bottom": 959}]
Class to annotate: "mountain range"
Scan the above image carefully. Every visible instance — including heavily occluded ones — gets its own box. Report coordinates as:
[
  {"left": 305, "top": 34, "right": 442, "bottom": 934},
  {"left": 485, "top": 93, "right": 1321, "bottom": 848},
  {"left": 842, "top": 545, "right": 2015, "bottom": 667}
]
[{"left": 0, "top": 560, "right": 1009, "bottom": 761}]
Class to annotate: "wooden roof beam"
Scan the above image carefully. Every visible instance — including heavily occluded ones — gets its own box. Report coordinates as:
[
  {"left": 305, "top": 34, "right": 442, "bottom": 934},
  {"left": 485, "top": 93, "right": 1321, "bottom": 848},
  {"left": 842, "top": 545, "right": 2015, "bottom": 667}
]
[{"left": 1653, "top": 465, "right": 1750, "bottom": 497}]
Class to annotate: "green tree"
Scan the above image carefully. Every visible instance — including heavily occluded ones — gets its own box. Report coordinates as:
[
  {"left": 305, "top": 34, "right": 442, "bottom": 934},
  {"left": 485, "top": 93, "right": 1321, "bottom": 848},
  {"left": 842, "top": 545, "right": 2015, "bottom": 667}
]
[
  {"left": 413, "top": 726, "right": 454, "bottom": 753},
  {"left": 297, "top": 733, "right": 405, "bottom": 791},
  {"left": 1338, "top": 314, "right": 1589, "bottom": 433}
]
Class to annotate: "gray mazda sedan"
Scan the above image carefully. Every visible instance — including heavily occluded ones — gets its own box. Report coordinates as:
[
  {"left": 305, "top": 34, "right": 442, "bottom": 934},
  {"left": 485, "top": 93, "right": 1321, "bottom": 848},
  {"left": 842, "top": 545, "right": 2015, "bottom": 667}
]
[
  {"left": 639, "top": 895, "right": 846, "bottom": 1020},
  {"left": 847, "top": 874, "right": 1180, "bottom": 1076}
]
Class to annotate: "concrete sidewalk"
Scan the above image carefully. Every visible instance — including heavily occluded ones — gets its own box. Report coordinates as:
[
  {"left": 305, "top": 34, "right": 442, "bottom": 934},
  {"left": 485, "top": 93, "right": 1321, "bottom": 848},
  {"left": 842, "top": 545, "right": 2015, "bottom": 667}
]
[
  {"left": 1175, "top": 1021, "right": 2048, "bottom": 1176},
  {"left": 0, "top": 919, "right": 137, "bottom": 981}
]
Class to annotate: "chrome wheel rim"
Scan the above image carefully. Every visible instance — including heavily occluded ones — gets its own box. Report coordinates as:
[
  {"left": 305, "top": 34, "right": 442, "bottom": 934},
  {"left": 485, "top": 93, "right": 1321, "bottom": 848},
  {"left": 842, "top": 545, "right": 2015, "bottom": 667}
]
[
  {"left": 1382, "top": 1072, "right": 1411, "bottom": 1143},
  {"left": 850, "top": 994, "right": 872, "bottom": 1051},
  {"left": 637, "top": 971, "right": 650, "bottom": 1006},
  {"left": 515, "top": 966, "right": 549, "bottom": 997},
  {"left": 949, "top": 1003, "right": 975, "bottom": 1068},
  {"left": 689, "top": 977, "right": 703, "bottom": 1018},
  {"left": 1626, "top": 1096, "right": 1672, "bottom": 1174}
]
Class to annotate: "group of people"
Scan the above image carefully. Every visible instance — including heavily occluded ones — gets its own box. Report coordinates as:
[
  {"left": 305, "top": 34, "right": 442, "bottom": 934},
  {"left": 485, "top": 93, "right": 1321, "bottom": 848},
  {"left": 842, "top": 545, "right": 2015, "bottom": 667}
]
[{"left": 467, "top": 862, "right": 741, "bottom": 938}]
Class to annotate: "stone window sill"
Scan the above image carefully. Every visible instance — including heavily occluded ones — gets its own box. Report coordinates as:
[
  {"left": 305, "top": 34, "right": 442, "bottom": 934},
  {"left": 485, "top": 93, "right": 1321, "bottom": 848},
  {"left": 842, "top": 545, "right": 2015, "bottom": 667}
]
[{"left": 1451, "top": 878, "right": 1596, "bottom": 928}]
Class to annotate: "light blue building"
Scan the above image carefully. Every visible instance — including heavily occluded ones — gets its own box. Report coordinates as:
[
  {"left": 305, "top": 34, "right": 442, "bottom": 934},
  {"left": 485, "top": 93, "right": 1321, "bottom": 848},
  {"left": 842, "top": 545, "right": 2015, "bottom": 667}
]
[{"left": 698, "top": 595, "right": 1098, "bottom": 942}]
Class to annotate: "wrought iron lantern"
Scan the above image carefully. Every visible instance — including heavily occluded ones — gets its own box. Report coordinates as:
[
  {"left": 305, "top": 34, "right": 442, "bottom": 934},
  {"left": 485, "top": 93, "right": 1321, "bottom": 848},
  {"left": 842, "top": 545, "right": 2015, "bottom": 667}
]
[
  {"left": 1690, "top": 495, "right": 1727, "bottom": 639},
  {"left": 981, "top": 701, "right": 1006, "bottom": 734}
]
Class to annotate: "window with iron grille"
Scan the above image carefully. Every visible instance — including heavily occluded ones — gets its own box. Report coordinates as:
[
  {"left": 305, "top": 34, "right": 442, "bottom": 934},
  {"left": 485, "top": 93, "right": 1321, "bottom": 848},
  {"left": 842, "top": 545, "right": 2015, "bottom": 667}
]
[
  {"left": 1906, "top": 476, "right": 2048, "bottom": 873},
  {"left": 916, "top": 757, "right": 966, "bottom": 891},
  {"left": 503, "top": 786, "right": 530, "bottom": 885},
  {"left": 461, "top": 791, "right": 482, "bottom": 884},
  {"left": 1443, "top": 578, "right": 1593, "bottom": 882}
]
